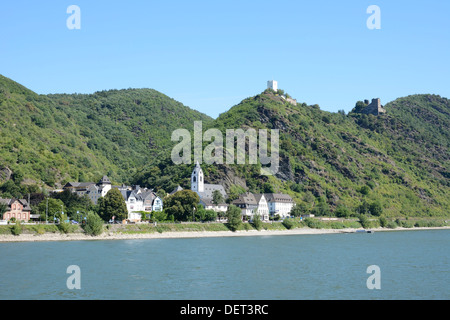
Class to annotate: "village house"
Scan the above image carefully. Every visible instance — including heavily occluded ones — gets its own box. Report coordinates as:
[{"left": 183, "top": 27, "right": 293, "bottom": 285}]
[
  {"left": 120, "top": 186, "right": 163, "bottom": 222},
  {"left": 264, "top": 193, "right": 294, "bottom": 218},
  {"left": 232, "top": 192, "right": 294, "bottom": 220},
  {"left": 254, "top": 194, "right": 270, "bottom": 221},
  {"left": 232, "top": 192, "right": 259, "bottom": 220},
  {"left": 63, "top": 175, "right": 163, "bottom": 222},
  {"left": 199, "top": 198, "right": 228, "bottom": 215},
  {"left": 232, "top": 193, "right": 270, "bottom": 221},
  {"left": 0, "top": 198, "right": 32, "bottom": 222},
  {"left": 63, "top": 175, "right": 112, "bottom": 205}
]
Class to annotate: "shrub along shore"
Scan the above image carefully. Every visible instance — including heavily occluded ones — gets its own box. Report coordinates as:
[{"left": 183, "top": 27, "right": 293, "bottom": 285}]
[{"left": 0, "top": 217, "right": 448, "bottom": 242}]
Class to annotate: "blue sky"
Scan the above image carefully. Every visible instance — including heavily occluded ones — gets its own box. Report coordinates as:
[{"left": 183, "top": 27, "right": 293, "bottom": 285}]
[{"left": 1, "top": 0, "right": 449, "bottom": 118}]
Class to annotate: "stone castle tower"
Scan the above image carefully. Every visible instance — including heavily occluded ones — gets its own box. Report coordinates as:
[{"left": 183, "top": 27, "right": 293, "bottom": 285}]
[
  {"left": 267, "top": 80, "right": 278, "bottom": 92},
  {"left": 191, "top": 161, "right": 204, "bottom": 193},
  {"left": 361, "top": 98, "right": 386, "bottom": 115}
]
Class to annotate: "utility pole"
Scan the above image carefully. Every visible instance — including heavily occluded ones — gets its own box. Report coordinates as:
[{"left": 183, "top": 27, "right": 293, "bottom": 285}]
[{"left": 46, "top": 197, "right": 48, "bottom": 224}]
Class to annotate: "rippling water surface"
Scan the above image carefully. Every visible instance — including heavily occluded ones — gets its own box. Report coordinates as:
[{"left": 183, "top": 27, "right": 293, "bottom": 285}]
[{"left": 0, "top": 229, "right": 448, "bottom": 299}]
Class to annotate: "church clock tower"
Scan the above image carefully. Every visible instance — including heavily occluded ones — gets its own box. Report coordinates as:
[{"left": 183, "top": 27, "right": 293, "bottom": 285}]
[{"left": 191, "top": 161, "right": 204, "bottom": 193}]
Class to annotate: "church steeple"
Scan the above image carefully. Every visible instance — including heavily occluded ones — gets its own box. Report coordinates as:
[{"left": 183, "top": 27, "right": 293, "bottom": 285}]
[
  {"left": 98, "top": 175, "right": 112, "bottom": 197},
  {"left": 191, "top": 161, "right": 204, "bottom": 193},
  {"left": 98, "top": 175, "right": 111, "bottom": 186}
]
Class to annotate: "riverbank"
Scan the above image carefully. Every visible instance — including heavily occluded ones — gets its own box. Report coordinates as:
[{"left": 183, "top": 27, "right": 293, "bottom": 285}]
[{"left": 0, "top": 226, "right": 449, "bottom": 242}]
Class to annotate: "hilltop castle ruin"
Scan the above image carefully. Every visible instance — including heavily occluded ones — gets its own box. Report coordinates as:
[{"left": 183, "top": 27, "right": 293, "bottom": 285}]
[{"left": 361, "top": 98, "right": 386, "bottom": 115}]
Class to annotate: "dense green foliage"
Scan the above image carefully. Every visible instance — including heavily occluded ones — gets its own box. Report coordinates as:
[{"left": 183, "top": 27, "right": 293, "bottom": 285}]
[
  {"left": 10, "top": 221, "right": 22, "bottom": 235},
  {"left": 0, "top": 202, "right": 6, "bottom": 219},
  {"left": 0, "top": 74, "right": 211, "bottom": 187},
  {"left": 195, "top": 205, "right": 217, "bottom": 222},
  {"left": 83, "top": 212, "right": 104, "bottom": 236},
  {"left": 199, "top": 90, "right": 449, "bottom": 218},
  {"left": 98, "top": 188, "right": 128, "bottom": 221},
  {"left": 164, "top": 190, "right": 200, "bottom": 221},
  {"left": 226, "top": 204, "right": 242, "bottom": 231},
  {"left": 1, "top": 75, "right": 449, "bottom": 220}
]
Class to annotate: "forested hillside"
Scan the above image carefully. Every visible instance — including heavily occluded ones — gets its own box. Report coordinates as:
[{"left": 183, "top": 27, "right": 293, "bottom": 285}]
[
  {"left": 0, "top": 75, "right": 448, "bottom": 217},
  {"left": 134, "top": 90, "right": 450, "bottom": 217},
  {"left": 0, "top": 74, "right": 212, "bottom": 190}
]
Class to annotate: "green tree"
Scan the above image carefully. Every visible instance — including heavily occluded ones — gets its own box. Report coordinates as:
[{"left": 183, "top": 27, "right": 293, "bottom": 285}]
[
  {"left": 38, "top": 198, "right": 64, "bottom": 222},
  {"left": 52, "top": 189, "right": 92, "bottom": 218},
  {"left": 379, "top": 215, "right": 388, "bottom": 227},
  {"left": 252, "top": 214, "right": 263, "bottom": 230},
  {"left": 0, "top": 202, "right": 7, "bottom": 220},
  {"left": 98, "top": 188, "right": 128, "bottom": 222},
  {"left": 226, "top": 204, "right": 242, "bottom": 231},
  {"left": 195, "top": 206, "right": 217, "bottom": 222},
  {"left": 357, "top": 200, "right": 370, "bottom": 215},
  {"left": 212, "top": 190, "right": 224, "bottom": 205},
  {"left": 263, "top": 182, "right": 274, "bottom": 193},
  {"left": 204, "top": 209, "right": 217, "bottom": 222},
  {"left": 335, "top": 204, "right": 351, "bottom": 218},
  {"left": 83, "top": 212, "right": 104, "bottom": 236},
  {"left": 156, "top": 189, "right": 166, "bottom": 200},
  {"left": 282, "top": 218, "right": 295, "bottom": 230},
  {"left": 359, "top": 185, "right": 371, "bottom": 195},
  {"left": 290, "top": 203, "right": 307, "bottom": 217},
  {"left": 358, "top": 214, "right": 371, "bottom": 229},
  {"left": 164, "top": 190, "right": 200, "bottom": 221},
  {"left": 11, "top": 220, "right": 22, "bottom": 235},
  {"left": 57, "top": 214, "right": 71, "bottom": 234},
  {"left": 302, "top": 191, "right": 315, "bottom": 210},
  {"left": 312, "top": 198, "right": 330, "bottom": 216},
  {"left": 369, "top": 201, "right": 383, "bottom": 216},
  {"left": 0, "top": 180, "right": 21, "bottom": 198},
  {"left": 352, "top": 101, "right": 367, "bottom": 113},
  {"left": 151, "top": 209, "right": 168, "bottom": 222}
]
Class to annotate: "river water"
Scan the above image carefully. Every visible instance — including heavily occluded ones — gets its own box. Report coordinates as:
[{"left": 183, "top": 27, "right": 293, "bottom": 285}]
[{"left": 0, "top": 229, "right": 448, "bottom": 300}]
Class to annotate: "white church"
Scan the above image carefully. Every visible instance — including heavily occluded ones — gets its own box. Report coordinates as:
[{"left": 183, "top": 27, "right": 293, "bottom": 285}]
[{"left": 190, "top": 161, "right": 228, "bottom": 214}]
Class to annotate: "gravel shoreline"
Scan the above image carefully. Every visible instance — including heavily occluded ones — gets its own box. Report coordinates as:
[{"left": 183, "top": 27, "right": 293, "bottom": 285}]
[{"left": 0, "top": 226, "right": 448, "bottom": 243}]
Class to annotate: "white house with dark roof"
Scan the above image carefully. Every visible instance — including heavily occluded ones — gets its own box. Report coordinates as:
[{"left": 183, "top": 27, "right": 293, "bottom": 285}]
[
  {"left": 63, "top": 175, "right": 163, "bottom": 222},
  {"left": 63, "top": 175, "right": 112, "bottom": 205},
  {"left": 120, "top": 187, "right": 163, "bottom": 222},
  {"left": 232, "top": 192, "right": 258, "bottom": 218},
  {"left": 254, "top": 194, "right": 269, "bottom": 221},
  {"left": 122, "top": 190, "right": 144, "bottom": 221},
  {"left": 199, "top": 198, "right": 228, "bottom": 215},
  {"left": 264, "top": 193, "right": 294, "bottom": 218},
  {"left": 231, "top": 192, "right": 293, "bottom": 220},
  {"left": 232, "top": 193, "right": 270, "bottom": 221}
]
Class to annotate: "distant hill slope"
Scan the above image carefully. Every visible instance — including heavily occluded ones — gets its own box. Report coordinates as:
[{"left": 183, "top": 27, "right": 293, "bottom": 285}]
[
  {"left": 1, "top": 75, "right": 448, "bottom": 217},
  {"left": 0, "top": 74, "right": 212, "bottom": 187},
  {"left": 135, "top": 89, "right": 449, "bottom": 217}
]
